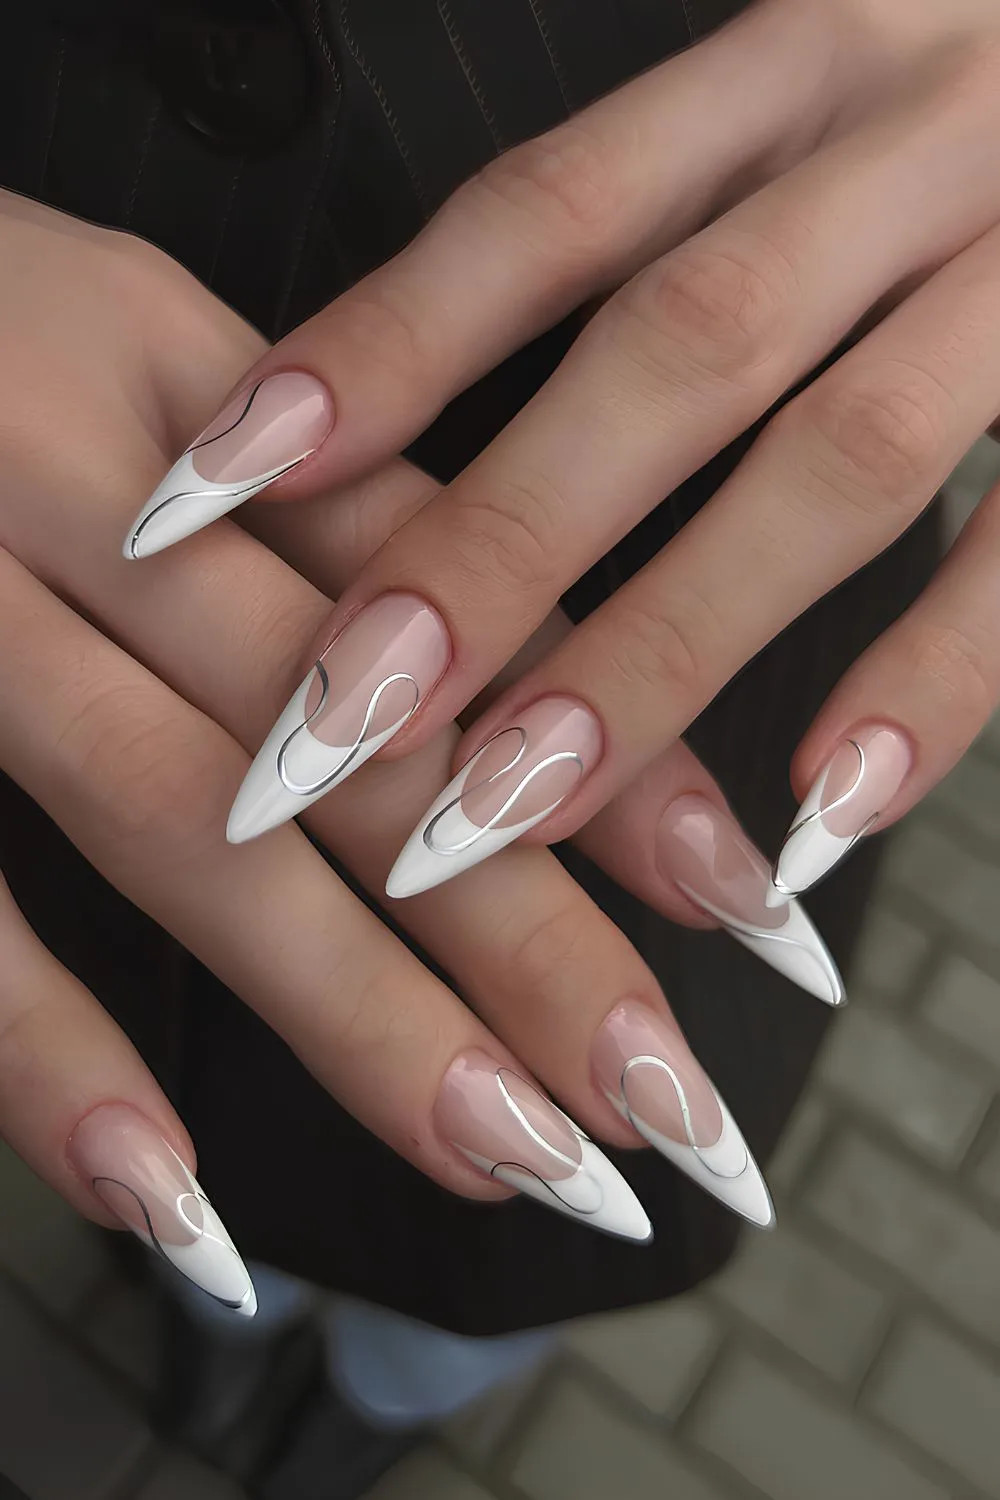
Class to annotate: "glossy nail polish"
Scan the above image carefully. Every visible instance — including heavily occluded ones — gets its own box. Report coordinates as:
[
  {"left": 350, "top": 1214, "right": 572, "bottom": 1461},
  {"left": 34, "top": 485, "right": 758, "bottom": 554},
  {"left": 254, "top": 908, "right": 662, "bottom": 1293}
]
[
  {"left": 386, "top": 697, "right": 601, "bottom": 898},
  {"left": 657, "top": 794, "right": 845, "bottom": 1006},
  {"left": 592, "top": 1002, "right": 773, "bottom": 1226},
  {"left": 68, "top": 1105, "right": 256, "bottom": 1315},
  {"left": 124, "top": 371, "right": 333, "bottom": 559},
  {"left": 228, "top": 594, "right": 450, "bottom": 843},
  {"left": 769, "top": 727, "right": 911, "bottom": 902},
  {"left": 435, "top": 1050, "right": 651, "bottom": 1242}
]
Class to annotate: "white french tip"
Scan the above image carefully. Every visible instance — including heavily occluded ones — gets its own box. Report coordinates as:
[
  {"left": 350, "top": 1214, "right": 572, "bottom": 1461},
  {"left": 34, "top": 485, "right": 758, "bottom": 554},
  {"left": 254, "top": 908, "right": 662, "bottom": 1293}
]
[
  {"left": 385, "top": 747, "right": 559, "bottom": 899},
  {"left": 678, "top": 883, "right": 846, "bottom": 1007},
  {"left": 124, "top": 451, "right": 297, "bottom": 560},
  {"left": 481, "top": 1130, "right": 652, "bottom": 1244},
  {"left": 227, "top": 670, "right": 412, "bottom": 844},
  {"left": 764, "top": 881, "right": 791, "bottom": 910},
  {"left": 606, "top": 1083, "right": 774, "bottom": 1229}
]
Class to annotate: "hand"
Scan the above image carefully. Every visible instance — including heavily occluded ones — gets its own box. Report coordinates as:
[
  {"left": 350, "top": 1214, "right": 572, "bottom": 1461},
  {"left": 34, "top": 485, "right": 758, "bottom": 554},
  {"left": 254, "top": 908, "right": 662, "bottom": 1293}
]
[
  {"left": 0, "top": 189, "right": 794, "bottom": 1314},
  {"left": 134, "top": 0, "right": 1000, "bottom": 912}
]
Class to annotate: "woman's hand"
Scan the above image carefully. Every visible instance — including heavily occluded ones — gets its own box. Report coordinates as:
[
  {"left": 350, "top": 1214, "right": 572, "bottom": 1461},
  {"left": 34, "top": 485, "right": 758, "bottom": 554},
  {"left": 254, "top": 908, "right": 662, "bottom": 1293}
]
[
  {"left": 0, "top": 190, "right": 810, "bottom": 1312},
  {"left": 135, "top": 0, "right": 1000, "bottom": 908}
]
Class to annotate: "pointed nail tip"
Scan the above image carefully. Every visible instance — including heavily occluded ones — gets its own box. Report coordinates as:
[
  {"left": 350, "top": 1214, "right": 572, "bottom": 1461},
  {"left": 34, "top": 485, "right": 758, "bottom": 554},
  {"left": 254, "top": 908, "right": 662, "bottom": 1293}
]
[
  {"left": 236, "top": 1285, "right": 258, "bottom": 1317},
  {"left": 764, "top": 880, "right": 791, "bottom": 909}
]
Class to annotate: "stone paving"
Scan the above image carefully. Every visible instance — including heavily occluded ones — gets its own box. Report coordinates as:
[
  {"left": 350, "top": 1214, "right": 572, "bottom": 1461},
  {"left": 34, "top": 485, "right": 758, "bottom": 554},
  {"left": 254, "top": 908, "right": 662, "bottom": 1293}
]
[{"left": 2, "top": 445, "right": 1000, "bottom": 1499}]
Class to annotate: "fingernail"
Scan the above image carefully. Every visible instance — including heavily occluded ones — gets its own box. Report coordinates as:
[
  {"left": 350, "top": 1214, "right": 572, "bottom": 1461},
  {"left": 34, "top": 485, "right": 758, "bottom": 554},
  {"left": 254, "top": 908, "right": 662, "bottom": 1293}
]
[
  {"left": 656, "top": 794, "right": 845, "bottom": 1006},
  {"left": 769, "top": 727, "right": 911, "bottom": 902},
  {"left": 386, "top": 697, "right": 602, "bottom": 898},
  {"left": 592, "top": 1002, "right": 773, "bottom": 1227},
  {"left": 68, "top": 1105, "right": 256, "bottom": 1316},
  {"left": 435, "top": 1050, "right": 652, "bottom": 1242},
  {"left": 124, "top": 371, "right": 333, "bottom": 559},
  {"left": 227, "top": 594, "right": 451, "bottom": 843}
]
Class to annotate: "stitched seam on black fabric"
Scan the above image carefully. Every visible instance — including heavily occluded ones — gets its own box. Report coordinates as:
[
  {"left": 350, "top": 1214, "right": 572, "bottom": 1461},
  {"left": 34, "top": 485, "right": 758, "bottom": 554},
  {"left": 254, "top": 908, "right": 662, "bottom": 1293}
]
[
  {"left": 339, "top": 0, "right": 429, "bottom": 214},
  {"left": 526, "top": 0, "right": 573, "bottom": 115},
  {"left": 310, "top": 0, "right": 343, "bottom": 91},
  {"left": 275, "top": 121, "right": 336, "bottom": 335},
  {"left": 38, "top": 32, "right": 66, "bottom": 195},
  {"left": 124, "top": 95, "right": 162, "bottom": 229},
  {"left": 678, "top": 0, "right": 696, "bottom": 45},
  {"left": 207, "top": 159, "right": 244, "bottom": 291},
  {"left": 436, "top": 0, "right": 505, "bottom": 152}
]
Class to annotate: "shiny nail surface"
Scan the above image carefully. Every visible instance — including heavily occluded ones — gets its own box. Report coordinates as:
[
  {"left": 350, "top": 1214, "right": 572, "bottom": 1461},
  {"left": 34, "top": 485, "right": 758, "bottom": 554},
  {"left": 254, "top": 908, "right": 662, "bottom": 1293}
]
[
  {"left": 435, "top": 1050, "right": 652, "bottom": 1242},
  {"left": 68, "top": 1105, "right": 256, "bottom": 1315},
  {"left": 228, "top": 594, "right": 450, "bottom": 843},
  {"left": 592, "top": 1002, "right": 773, "bottom": 1226},
  {"left": 657, "top": 795, "right": 845, "bottom": 1006},
  {"left": 124, "top": 371, "right": 333, "bottom": 559},
  {"left": 769, "top": 727, "right": 911, "bottom": 902},
  {"left": 386, "top": 697, "right": 601, "bottom": 898}
]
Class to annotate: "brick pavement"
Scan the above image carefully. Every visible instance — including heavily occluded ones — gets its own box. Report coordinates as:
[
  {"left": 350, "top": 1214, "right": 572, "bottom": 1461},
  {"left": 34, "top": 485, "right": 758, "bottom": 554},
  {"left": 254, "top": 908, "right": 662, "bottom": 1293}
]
[{"left": 2, "top": 444, "right": 1000, "bottom": 1498}]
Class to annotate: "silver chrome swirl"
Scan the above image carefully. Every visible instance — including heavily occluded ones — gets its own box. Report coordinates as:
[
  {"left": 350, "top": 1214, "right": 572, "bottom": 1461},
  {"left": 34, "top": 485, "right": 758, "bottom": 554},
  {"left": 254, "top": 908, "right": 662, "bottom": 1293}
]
[
  {"left": 423, "top": 729, "right": 583, "bottom": 856},
  {"left": 276, "top": 662, "right": 419, "bottom": 797},
  {"left": 771, "top": 740, "right": 879, "bottom": 896},
  {"left": 620, "top": 1056, "right": 747, "bottom": 1180}
]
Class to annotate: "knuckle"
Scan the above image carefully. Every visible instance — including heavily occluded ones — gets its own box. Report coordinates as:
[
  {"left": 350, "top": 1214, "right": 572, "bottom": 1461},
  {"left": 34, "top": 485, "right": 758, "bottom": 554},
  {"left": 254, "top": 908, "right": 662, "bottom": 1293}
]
[
  {"left": 909, "top": 620, "right": 995, "bottom": 724},
  {"left": 623, "top": 241, "right": 790, "bottom": 384},
  {"left": 473, "top": 122, "right": 622, "bottom": 255},
  {"left": 333, "top": 284, "right": 434, "bottom": 390},
  {"left": 608, "top": 594, "right": 708, "bottom": 703},
  {"left": 504, "top": 901, "right": 593, "bottom": 986},
  {"left": 802, "top": 369, "right": 949, "bottom": 514},
  {"left": 452, "top": 472, "right": 565, "bottom": 598}
]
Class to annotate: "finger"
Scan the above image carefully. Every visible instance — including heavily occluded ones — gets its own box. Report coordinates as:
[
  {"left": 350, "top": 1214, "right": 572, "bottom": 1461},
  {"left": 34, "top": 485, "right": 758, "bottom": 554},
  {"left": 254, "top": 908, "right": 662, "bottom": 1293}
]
[
  {"left": 387, "top": 192, "right": 1000, "bottom": 894},
  {"left": 0, "top": 551, "right": 650, "bottom": 1241},
  {"left": 121, "top": 0, "right": 843, "bottom": 556},
  {"left": 573, "top": 743, "right": 845, "bottom": 1008},
  {"left": 0, "top": 871, "right": 257, "bottom": 1314},
  {"left": 233, "top": 42, "right": 1000, "bottom": 835},
  {"left": 770, "top": 465, "right": 1000, "bottom": 899}
]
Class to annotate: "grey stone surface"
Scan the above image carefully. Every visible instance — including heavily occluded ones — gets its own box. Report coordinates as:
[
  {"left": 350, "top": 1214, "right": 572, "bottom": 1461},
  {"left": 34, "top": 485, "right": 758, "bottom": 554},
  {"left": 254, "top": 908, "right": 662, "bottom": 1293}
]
[
  {"left": 801, "top": 1131, "right": 1000, "bottom": 1340},
  {"left": 0, "top": 1144, "right": 113, "bottom": 1320},
  {"left": 766, "top": 1094, "right": 830, "bottom": 1193},
  {"left": 850, "top": 907, "right": 931, "bottom": 1003},
  {"left": 688, "top": 1349, "right": 949, "bottom": 1500},
  {"left": 932, "top": 752, "right": 1000, "bottom": 845},
  {"left": 76, "top": 1278, "right": 159, "bottom": 1394},
  {"left": 562, "top": 1296, "right": 721, "bottom": 1418},
  {"left": 864, "top": 1317, "right": 1000, "bottom": 1497},
  {"left": 363, "top": 1448, "right": 497, "bottom": 1500},
  {"left": 442, "top": 1366, "right": 547, "bottom": 1470},
  {"left": 135, "top": 1451, "right": 248, "bottom": 1500},
  {"left": 0, "top": 1274, "right": 150, "bottom": 1500},
  {"left": 971, "top": 1119, "right": 1000, "bottom": 1204},
  {"left": 816, "top": 1007, "right": 992, "bottom": 1167},
  {"left": 882, "top": 820, "right": 1000, "bottom": 947},
  {"left": 710, "top": 1225, "right": 887, "bottom": 1383},
  {"left": 922, "top": 953, "right": 1000, "bottom": 1071},
  {"left": 509, "top": 1376, "right": 729, "bottom": 1500}
]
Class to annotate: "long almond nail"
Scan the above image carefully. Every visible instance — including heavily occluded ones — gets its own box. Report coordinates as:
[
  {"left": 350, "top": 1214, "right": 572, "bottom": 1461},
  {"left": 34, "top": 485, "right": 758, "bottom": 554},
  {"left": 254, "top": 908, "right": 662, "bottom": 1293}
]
[
  {"left": 592, "top": 1002, "right": 773, "bottom": 1227},
  {"left": 124, "top": 371, "right": 333, "bottom": 559},
  {"left": 769, "top": 727, "right": 911, "bottom": 903},
  {"left": 228, "top": 594, "right": 450, "bottom": 843},
  {"left": 386, "top": 697, "right": 601, "bottom": 898},
  {"left": 435, "top": 1050, "right": 651, "bottom": 1242},
  {"left": 68, "top": 1105, "right": 256, "bottom": 1315},
  {"left": 657, "top": 795, "right": 845, "bottom": 1006}
]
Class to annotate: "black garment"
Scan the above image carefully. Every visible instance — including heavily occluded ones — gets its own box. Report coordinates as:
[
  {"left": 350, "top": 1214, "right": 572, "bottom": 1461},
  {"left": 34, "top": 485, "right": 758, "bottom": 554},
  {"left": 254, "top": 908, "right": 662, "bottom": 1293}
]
[{"left": 0, "top": 1, "right": 939, "bottom": 1331}]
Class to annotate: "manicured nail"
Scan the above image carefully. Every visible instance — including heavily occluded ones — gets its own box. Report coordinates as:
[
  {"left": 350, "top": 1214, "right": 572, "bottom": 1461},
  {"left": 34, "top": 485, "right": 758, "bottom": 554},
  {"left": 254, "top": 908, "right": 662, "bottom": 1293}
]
[
  {"left": 657, "top": 794, "right": 845, "bottom": 1006},
  {"left": 769, "top": 727, "right": 911, "bottom": 903},
  {"left": 227, "top": 594, "right": 450, "bottom": 843},
  {"left": 124, "top": 371, "right": 333, "bottom": 559},
  {"left": 68, "top": 1105, "right": 256, "bottom": 1316},
  {"left": 435, "top": 1050, "right": 651, "bottom": 1242},
  {"left": 592, "top": 1002, "right": 773, "bottom": 1227},
  {"left": 386, "top": 697, "right": 601, "bottom": 898}
]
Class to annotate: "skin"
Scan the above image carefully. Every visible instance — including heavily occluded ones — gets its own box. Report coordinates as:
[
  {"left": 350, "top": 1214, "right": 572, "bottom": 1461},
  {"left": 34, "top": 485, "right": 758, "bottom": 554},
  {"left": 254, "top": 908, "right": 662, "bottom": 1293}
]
[
  {"left": 200, "top": 0, "right": 1000, "bottom": 867},
  {"left": 0, "top": 192, "right": 740, "bottom": 1232}
]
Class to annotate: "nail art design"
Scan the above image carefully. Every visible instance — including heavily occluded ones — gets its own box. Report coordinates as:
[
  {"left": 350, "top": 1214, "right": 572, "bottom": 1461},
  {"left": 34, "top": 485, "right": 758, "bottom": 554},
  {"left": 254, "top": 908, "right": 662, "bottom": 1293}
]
[
  {"left": 386, "top": 697, "right": 601, "bottom": 898},
  {"left": 124, "top": 372, "right": 333, "bottom": 559},
  {"left": 769, "top": 728, "right": 911, "bottom": 903},
  {"left": 436, "top": 1051, "right": 651, "bottom": 1242},
  {"left": 227, "top": 595, "right": 450, "bottom": 843},
  {"left": 657, "top": 795, "right": 845, "bottom": 1006},
  {"left": 593, "top": 1003, "right": 773, "bottom": 1226},
  {"left": 68, "top": 1105, "right": 256, "bottom": 1316}
]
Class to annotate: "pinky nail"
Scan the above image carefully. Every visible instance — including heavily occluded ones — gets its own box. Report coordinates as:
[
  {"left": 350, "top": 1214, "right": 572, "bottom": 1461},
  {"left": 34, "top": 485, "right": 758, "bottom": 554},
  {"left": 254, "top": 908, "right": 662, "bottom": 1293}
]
[
  {"left": 656, "top": 794, "right": 845, "bottom": 1006},
  {"left": 770, "top": 727, "right": 911, "bottom": 901},
  {"left": 68, "top": 1105, "right": 256, "bottom": 1316},
  {"left": 435, "top": 1050, "right": 652, "bottom": 1243}
]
